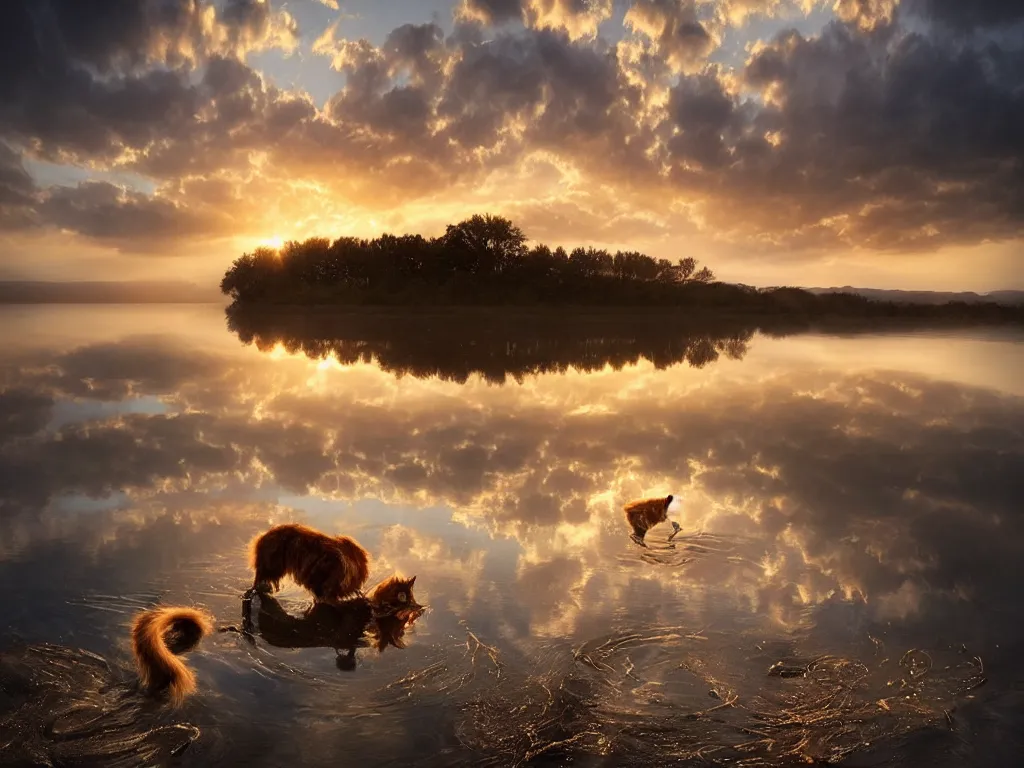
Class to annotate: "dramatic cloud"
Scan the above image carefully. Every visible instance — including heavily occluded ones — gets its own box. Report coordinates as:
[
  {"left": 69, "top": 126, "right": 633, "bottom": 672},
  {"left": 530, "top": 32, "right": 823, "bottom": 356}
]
[
  {"left": 0, "top": 0, "right": 1021, "bottom": 283},
  {"left": 38, "top": 182, "right": 232, "bottom": 247},
  {"left": 0, "top": 1, "right": 297, "bottom": 158},
  {"left": 833, "top": 0, "right": 899, "bottom": 29},
  {"left": 625, "top": 0, "right": 716, "bottom": 72},
  {"left": 460, "top": 0, "right": 614, "bottom": 38},
  {"left": 733, "top": 17, "right": 1024, "bottom": 249}
]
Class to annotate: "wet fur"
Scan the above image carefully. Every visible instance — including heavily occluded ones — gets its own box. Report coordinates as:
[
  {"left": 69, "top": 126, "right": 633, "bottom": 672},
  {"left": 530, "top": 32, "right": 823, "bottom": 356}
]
[
  {"left": 249, "top": 523, "right": 371, "bottom": 603},
  {"left": 130, "top": 606, "right": 213, "bottom": 706},
  {"left": 365, "top": 574, "right": 420, "bottom": 619},
  {"left": 624, "top": 494, "right": 674, "bottom": 541}
]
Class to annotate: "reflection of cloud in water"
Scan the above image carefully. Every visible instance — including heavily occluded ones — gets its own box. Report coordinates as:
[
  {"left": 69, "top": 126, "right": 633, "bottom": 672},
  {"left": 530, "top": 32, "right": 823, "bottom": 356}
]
[
  {"left": 1, "top": 314, "right": 1023, "bottom": 765},
  {"left": 3, "top": 333, "right": 1022, "bottom": 641}
]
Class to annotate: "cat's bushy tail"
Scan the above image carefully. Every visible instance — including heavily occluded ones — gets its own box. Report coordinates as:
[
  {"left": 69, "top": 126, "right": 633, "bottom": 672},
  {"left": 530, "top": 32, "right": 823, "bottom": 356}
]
[{"left": 130, "top": 606, "right": 213, "bottom": 706}]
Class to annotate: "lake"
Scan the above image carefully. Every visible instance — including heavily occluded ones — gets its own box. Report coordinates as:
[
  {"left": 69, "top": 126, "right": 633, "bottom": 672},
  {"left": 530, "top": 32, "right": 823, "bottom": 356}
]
[{"left": 1, "top": 304, "right": 1022, "bottom": 767}]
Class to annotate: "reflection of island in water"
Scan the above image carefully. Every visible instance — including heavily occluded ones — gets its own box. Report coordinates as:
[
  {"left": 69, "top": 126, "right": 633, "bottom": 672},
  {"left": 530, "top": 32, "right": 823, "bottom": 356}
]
[
  {"left": 227, "top": 306, "right": 757, "bottom": 382},
  {"left": 227, "top": 305, "right": 1021, "bottom": 383}
]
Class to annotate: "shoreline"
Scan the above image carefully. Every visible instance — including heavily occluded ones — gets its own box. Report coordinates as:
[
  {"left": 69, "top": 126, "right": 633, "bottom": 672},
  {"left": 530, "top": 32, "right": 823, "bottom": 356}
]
[{"left": 223, "top": 302, "right": 1024, "bottom": 329}]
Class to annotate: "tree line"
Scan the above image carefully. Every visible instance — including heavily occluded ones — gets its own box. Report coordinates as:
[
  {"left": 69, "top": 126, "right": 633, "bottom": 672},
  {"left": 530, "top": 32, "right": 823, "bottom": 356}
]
[
  {"left": 221, "top": 214, "right": 721, "bottom": 306},
  {"left": 219, "top": 214, "right": 1024, "bottom": 324}
]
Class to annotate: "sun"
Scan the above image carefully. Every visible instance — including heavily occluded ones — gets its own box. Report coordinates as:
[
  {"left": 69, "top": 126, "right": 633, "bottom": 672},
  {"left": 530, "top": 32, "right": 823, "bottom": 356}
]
[{"left": 260, "top": 235, "right": 285, "bottom": 249}]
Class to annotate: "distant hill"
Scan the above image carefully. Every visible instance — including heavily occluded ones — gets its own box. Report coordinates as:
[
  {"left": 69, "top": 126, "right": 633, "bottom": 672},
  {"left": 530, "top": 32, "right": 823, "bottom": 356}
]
[
  {"left": 0, "top": 281, "right": 224, "bottom": 304},
  {"left": 806, "top": 286, "right": 1024, "bottom": 306}
]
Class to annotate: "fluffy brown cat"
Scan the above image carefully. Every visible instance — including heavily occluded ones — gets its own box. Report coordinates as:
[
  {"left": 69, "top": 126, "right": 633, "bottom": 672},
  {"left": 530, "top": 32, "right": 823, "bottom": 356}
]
[
  {"left": 248, "top": 523, "right": 370, "bottom": 603},
  {"left": 623, "top": 494, "right": 678, "bottom": 545}
]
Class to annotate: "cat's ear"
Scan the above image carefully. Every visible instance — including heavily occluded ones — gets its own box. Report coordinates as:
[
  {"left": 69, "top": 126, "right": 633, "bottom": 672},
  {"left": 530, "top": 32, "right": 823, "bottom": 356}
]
[{"left": 407, "top": 575, "right": 416, "bottom": 588}]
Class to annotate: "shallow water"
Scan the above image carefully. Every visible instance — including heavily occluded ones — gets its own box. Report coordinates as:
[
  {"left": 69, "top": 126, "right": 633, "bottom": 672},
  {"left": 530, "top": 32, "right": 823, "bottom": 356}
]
[{"left": 1, "top": 305, "right": 1022, "bottom": 767}]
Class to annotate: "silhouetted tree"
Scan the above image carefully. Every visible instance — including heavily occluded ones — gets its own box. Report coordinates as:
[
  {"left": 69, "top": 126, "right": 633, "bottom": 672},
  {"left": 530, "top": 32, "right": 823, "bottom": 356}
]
[
  {"left": 440, "top": 214, "right": 527, "bottom": 276},
  {"left": 220, "top": 214, "right": 728, "bottom": 306},
  {"left": 218, "top": 214, "right": 1020, "bottom": 322}
]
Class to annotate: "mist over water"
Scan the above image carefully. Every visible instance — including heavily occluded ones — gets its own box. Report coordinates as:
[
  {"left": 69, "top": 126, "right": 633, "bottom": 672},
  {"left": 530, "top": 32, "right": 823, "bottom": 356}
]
[{"left": 1, "top": 305, "right": 1022, "bottom": 767}]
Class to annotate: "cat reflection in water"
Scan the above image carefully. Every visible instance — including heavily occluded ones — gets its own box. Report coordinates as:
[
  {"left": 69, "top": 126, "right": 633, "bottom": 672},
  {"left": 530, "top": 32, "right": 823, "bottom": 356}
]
[
  {"left": 240, "top": 575, "right": 424, "bottom": 671},
  {"left": 623, "top": 494, "right": 681, "bottom": 547},
  {"left": 131, "top": 573, "right": 423, "bottom": 704}
]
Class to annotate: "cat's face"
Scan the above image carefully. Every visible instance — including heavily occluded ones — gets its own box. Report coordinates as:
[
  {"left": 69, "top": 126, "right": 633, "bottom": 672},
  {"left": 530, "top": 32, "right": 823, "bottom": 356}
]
[
  {"left": 369, "top": 575, "right": 422, "bottom": 617},
  {"left": 652, "top": 494, "right": 674, "bottom": 522}
]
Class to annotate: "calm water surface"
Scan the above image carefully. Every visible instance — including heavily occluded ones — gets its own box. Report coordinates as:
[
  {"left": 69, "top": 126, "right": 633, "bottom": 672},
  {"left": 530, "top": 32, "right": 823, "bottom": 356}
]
[{"left": 1, "top": 305, "right": 1022, "bottom": 767}]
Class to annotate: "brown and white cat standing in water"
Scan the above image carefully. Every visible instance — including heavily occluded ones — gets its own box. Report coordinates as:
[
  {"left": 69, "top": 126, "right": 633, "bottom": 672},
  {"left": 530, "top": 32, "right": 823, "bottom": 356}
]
[
  {"left": 248, "top": 523, "right": 371, "bottom": 603},
  {"left": 623, "top": 494, "right": 679, "bottom": 546}
]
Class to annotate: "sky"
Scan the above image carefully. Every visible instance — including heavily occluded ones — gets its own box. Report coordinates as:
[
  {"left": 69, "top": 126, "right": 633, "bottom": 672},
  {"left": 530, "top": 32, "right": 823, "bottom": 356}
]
[{"left": 0, "top": 0, "right": 1021, "bottom": 291}]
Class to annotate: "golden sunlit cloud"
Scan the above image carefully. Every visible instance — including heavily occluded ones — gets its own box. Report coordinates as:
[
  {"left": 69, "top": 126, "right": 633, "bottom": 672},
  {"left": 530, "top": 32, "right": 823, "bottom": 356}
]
[{"left": 0, "top": 0, "right": 1020, "bottom": 291}]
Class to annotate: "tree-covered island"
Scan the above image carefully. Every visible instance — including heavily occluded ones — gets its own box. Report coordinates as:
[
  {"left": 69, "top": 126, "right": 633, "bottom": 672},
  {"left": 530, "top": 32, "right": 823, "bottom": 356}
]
[{"left": 220, "top": 215, "right": 1021, "bottom": 323}]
